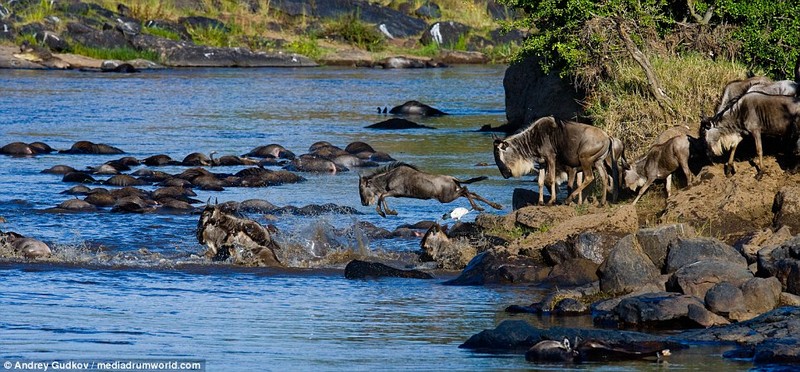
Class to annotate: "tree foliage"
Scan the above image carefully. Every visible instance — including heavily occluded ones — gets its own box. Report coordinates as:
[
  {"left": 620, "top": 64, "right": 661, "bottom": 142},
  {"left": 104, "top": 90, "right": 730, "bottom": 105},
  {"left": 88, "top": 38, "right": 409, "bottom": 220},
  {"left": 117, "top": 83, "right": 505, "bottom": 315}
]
[{"left": 499, "top": 0, "right": 800, "bottom": 82}]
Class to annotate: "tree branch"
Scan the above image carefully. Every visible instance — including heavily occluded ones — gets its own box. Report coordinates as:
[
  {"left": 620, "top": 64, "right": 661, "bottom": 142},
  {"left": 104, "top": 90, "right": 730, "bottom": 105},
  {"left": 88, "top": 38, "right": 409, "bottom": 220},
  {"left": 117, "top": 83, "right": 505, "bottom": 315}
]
[{"left": 615, "top": 20, "right": 675, "bottom": 114}]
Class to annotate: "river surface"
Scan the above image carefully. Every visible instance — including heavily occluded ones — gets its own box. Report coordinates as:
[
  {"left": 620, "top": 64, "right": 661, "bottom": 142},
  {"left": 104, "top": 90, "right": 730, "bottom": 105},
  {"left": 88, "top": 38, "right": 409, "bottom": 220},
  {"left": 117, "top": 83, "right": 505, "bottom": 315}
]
[{"left": 0, "top": 66, "right": 749, "bottom": 371}]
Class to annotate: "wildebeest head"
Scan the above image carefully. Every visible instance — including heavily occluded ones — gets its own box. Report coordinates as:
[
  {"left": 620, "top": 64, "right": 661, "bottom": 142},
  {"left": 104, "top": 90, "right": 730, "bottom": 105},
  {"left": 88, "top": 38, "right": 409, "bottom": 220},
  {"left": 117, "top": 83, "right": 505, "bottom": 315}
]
[
  {"left": 358, "top": 175, "right": 377, "bottom": 206},
  {"left": 704, "top": 127, "right": 743, "bottom": 157},
  {"left": 493, "top": 138, "right": 536, "bottom": 179}
]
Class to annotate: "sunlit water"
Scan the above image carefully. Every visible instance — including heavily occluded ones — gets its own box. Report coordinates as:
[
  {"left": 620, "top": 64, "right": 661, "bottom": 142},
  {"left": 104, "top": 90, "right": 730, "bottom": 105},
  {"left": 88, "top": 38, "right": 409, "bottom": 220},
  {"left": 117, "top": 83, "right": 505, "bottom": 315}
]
[{"left": 0, "top": 67, "right": 749, "bottom": 370}]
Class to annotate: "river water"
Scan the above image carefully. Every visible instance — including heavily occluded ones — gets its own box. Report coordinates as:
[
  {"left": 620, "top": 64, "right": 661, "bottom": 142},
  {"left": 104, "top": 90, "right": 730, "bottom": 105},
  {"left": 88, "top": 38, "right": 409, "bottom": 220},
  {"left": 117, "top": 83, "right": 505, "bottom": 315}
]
[{"left": 0, "top": 66, "right": 749, "bottom": 370}]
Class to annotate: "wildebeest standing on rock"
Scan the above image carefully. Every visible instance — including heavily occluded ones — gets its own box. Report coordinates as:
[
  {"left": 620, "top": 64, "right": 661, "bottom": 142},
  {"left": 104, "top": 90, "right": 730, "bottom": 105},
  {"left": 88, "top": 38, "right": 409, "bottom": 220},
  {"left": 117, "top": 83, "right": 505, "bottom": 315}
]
[
  {"left": 623, "top": 134, "right": 694, "bottom": 204},
  {"left": 701, "top": 91, "right": 800, "bottom": 178},
  {"left": 59, "top": 141, "right": 124, "bottom": 154},
  {"left": 196, "top": 203, "right": 281, "bottom": 266},
  {"left": 493, "top": 116, "right": 619, "bottom": 206},
  {"left": 359, "top": 162, "right": 503, "bottom": 217},
  {"left": 389, "top": 100, "right": 448, "bottom": 116}
]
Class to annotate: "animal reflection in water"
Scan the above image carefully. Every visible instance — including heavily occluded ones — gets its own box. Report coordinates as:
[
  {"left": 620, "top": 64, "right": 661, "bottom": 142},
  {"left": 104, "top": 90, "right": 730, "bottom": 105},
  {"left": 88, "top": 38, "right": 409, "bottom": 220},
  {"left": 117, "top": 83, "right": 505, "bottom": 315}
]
[
  {"left": 358, "top": 162, "right": 502, "bottom": 217},
  {"left": 196, "top": 203, "right": 282, "bottom": 267},
  {"left": 525, "top": 337, "right": 671, "bottom": 364}
]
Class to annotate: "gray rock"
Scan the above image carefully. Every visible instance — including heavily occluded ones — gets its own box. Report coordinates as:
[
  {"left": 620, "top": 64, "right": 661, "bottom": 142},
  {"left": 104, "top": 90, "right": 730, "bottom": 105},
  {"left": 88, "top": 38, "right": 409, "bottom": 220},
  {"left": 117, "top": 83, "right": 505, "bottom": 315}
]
[
  {"left": 0, "top": 21, "right": 15, "bottom": 40},
  {"left": 553, "top": 298, "right": 589, "bottom": 315},
  {"left": 459, "top": 319, "right": 679, "bottom": 353},
  {"left": 667, "top": 260, "right": 754, "bottom": 298},
  {"left": 420, "top": 21, "right": 470, "bottom": 47},
  {"left": 773, "top": 186, "right": 800, "bottom": 231},
  {"left": 704, "top": 282, "right": 745, "bottom": 315},
  {"left": 415, "top": 3, "right": 441, "bottom": 19},
  {"left": 741, "top": 277, "right": 782, "bottom": 316},
  {"left": 781, "top": 292, "right": 800, "bottom": 306},
  {"left": 636, "top": 224, "right": 695, "bottom": 271},
  {"left": 613, "top": 292, "right": 708, "bottom": 329},
  {"left": 143, "top": 19, "right": 192, "bottom": 41},
  {"left": 544, "top": 258, "right": 599, "bottom": 287},
  {"left": 129, "top": 33, "right": 317, "bottom": 67},
  {"left": 757, "top": 236, "right": 800, "bottom": 295},
  {"left": 665, "top": 237, "right": 746, "bottom": 274},
  {"left": 443, "top": 250, "right": 546, "bottom": 286},
  {"left": 597, "top": 235, "right": 661, "bottom": 294},
  {"left": 687, "top": 303, "right": 730, "bottom": 328},
  {"left": 678, "top": 307, "right": 800, "bottom": 345},
  {"left": 65, "top": 22, "right": 127, "bottom": 50},
  {"left": 753, "top": 338, "right": 800, "bottom": 364}
]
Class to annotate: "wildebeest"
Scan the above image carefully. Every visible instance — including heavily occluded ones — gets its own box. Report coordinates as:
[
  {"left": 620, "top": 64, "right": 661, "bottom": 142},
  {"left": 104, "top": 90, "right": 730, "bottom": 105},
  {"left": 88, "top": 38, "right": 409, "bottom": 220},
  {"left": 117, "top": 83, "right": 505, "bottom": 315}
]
[
  {"left": 388, "top": 100, "right": 448, "bottom": 116},
  {"left": 59, "top": 140, "right": 124, "bottom": 154},
  {"left": 701, "top": 91, "right": 800, "bottom": 178},
  {"left": 623, "top": 134, "right": 693, "bottom": 204},
  {"left": 0, "top": 231, "right": 51, "bottom": 259},
  {"left": 358, "top": 162, "right": 502, "bottom": 217},
  {"left": 525, "top": 338, "right": 578, "bottom": 363},
  {"left": 196, "top": 203, "right": 281, "bottom": 266},
  {"left": 715, "top": 76, "right": 772, "bottom": 114},
  {"left": 493, "top": 116, "right": 619, "bottom": 206}
]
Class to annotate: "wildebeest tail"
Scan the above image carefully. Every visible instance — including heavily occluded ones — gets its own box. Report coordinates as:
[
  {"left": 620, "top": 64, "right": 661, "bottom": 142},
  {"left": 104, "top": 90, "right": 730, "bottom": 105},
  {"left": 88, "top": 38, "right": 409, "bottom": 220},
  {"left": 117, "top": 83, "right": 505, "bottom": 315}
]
[{"left": 458, "top": 176, "right": 488, "bottom": 184}]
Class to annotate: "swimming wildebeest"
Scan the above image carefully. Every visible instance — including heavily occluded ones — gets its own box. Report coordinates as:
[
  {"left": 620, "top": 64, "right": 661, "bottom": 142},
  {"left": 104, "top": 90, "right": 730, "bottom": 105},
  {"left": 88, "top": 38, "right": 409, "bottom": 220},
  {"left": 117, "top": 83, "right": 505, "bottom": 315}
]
[
  {"left": 623, "top": 134, "right": 693, "bottom": 204},
  {"left": 358, "top": 163, "right": 502, "bottom": 217},
  {"left": 525, "top": 338, "right": 578, "bottom": 363},
  {"left": 493, "top": 116, "right": 619, "bottom": 206},
  {"left": 701, "top": 91, "right": 800, "bottom": 178},
  {"left": 388, "top": 100, "right": 448, "bottom": 116},
  {"left": 196, "top": 203, "right": 281, "bottom": 266}
]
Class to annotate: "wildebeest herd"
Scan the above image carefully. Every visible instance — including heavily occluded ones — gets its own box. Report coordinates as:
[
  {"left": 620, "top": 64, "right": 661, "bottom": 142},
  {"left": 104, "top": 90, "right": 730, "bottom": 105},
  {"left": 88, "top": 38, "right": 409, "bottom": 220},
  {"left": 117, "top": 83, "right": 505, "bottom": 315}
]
[
  {"left": 1, "top": 79, "right": 799, "bottom": 266},
  {"left": 494, "top": 75, "right": 799, "bottom": 205}
]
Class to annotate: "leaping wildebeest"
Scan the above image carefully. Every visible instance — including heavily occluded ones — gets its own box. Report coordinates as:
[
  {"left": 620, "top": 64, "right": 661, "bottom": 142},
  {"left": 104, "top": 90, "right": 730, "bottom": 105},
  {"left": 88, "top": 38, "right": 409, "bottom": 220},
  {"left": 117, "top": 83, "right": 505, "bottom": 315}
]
[
  {"left": 493, "top": 116, "right": 619, "bottom": 206},
  {"left": 701, "top": 91, "right": 800, "bottom": 178},
  {"left": 358, "top": 163, "right": 502, "bottom": 217}
]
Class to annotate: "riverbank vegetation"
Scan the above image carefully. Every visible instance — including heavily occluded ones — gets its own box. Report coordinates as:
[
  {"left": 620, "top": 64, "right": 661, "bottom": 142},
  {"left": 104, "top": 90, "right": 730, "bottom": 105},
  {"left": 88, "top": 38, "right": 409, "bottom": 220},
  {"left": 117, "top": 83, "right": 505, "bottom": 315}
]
[{"left": 498, "top": 0, "right": 800, "bottom": 157}]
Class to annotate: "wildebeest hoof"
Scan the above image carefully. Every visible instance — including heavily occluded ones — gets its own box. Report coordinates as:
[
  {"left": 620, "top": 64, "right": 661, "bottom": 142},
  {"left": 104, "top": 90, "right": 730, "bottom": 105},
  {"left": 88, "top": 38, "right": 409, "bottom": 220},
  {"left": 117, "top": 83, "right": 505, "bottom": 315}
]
[{"left": 386, "top": 209, "right": 398, "bottom": 216}]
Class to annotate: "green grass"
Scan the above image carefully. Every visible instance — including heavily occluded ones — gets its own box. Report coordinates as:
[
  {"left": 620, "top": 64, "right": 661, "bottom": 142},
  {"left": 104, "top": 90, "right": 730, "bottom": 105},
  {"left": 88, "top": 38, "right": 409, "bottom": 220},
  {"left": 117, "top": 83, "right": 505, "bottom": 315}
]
[
  {"left": 187, "top": 26, "right": 232, "bottom": 48},
  {"left": 142, "top": 26, "right": 182, "bottom": 41},
  {"left": 18, "top": 0, "right": 55, "bottom": 24},
  {"left": 323, "top": 13, "right": 385, "bottom": 52},
  {"left": 69, "top": 44, "right": 161, "bottom": 62},
  {"left": 587, "top": 53, "right": 749, "bottom": 159},
  {"left": 287, "top": 36, "right": 322, "bottom": 59}
]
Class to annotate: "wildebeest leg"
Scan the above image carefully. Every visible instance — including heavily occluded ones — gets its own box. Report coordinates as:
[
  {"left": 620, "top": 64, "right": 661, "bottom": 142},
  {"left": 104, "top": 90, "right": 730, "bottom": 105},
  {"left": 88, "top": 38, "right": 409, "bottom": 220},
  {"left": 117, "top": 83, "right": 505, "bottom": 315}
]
[
  {"left": 567, "top": 161, "right": 595, "bottom": 205},
  {"left": 595, "top": 160, "right": 609, "bottom": 206},
  {"left": 631, "top": 179, "right": 654, "bottom": 205},
  {"left": 680, "top": 154, "right": 693, "bottom": 188},
  {"left": 375, "top": 194, "right": 388, "bottom": 217},
  {"left": 567, "top": 168, "right": 582, "bottom": 204},
  {"left": 753, "top": 130, "right": 765, "bottom": 180},
  {"left": 725, "top": 142, "right": 740, "bottom": 177},
  {"left": 537, "top": 168, "right": 546, "bottom": 206},
  {"left": 461, "top": 187, "right": 503, "bottom": 210},
  {"left": 547, "top": 160, "right": 557, "bottom": 205},
  {"left": 665, "top": 174, "right": 673, "bottom": 199}
]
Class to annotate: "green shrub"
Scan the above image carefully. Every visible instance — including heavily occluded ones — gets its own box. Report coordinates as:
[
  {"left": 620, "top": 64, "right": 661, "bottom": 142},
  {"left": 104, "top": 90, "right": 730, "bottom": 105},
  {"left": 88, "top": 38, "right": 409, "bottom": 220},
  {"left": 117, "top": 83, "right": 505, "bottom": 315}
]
[
  {"left": 323, "top": 13, "right": 385, "bottom": 52},
  {"left": 187, "top": 26, "right": 231, "bottom": 48},
  {"left": 287, "top": 36, "right": 322, "bottom": 59}
]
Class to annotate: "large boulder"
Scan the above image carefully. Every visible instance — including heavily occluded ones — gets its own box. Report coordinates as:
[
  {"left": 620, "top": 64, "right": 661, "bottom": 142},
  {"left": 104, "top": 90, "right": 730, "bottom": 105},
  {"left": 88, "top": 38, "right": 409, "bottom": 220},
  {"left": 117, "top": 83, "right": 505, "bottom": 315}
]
[
  {"left": 443, "top": 250, "right": 546, "bottom": 286},
  {"left": 666, "top": 260, "right": 754, "bottom": 298},
  {"left": 597, "top": 235, "right": 662, "bottom": 294},
  {"left": 736, "top": 277, "right": 782, "bottom": 321},
  {"left": 757, "top": 236, "right": 800, "bottom": 295},
  {"left": 704, "top": 282, "right": 745, "bottom": 316},
  {"left": 665, "top": 237, "right": 747, "bottom": 274},
  {"left": 501, "top": 55, "right": 584, "bottom": 133},
  {"left": 129, "top": 33, "right": 317, "bottom": 67},
  {"left": 773, "top": 186, "right": 800, "bottom": 231},
  {"left": 420, "top": 21, "right": 470, "bottom": 47},
  {"left": 636, "top": 224, "right": 695, "bottom": 271},
  {"left": 612, "top": 292, "right": 725, "bottom": 329},
  {"left": 65, "top": 22, "right": 128, "bottom": 50},
  {"left": 677, "top": 306, "right": 800, "bottom": 345}
]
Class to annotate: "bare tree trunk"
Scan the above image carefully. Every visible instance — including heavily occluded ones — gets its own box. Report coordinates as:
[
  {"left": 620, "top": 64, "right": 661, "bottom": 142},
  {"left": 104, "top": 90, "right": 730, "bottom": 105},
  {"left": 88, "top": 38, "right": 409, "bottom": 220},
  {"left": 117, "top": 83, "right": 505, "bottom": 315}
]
[
  {"left": 616, "top": 21, "right": 675, "bottom": 114},
  {"left": 687, "top": 0, "right": 714, "bottom": 25}
]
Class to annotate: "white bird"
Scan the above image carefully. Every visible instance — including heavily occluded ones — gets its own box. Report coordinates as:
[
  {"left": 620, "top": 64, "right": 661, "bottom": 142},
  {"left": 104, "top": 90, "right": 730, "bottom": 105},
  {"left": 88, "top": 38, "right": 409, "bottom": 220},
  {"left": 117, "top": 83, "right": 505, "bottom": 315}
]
[{"left": 442, "top": 207, "right": 471, "bottom": 221}]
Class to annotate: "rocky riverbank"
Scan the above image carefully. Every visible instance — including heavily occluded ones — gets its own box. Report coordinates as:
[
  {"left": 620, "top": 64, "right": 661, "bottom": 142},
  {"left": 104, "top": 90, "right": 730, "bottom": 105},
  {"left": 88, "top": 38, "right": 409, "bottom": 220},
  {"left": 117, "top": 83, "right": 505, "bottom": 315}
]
[{"left": 0, "top": 0, "right": 519, "bottom": 70}]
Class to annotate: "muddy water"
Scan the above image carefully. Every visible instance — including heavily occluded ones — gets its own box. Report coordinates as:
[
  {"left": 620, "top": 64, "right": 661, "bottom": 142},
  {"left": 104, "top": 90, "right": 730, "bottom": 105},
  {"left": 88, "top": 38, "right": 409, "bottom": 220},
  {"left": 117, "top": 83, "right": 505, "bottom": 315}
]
[{"left": 0, "top": 67, "right": 748, "bottom": 370}]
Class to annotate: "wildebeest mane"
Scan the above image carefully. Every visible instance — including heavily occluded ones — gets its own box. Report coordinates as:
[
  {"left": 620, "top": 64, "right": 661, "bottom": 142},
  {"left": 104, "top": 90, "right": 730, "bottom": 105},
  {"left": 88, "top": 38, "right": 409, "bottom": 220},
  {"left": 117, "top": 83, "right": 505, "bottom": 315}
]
[
  {"left": 362, "top": 162, "right": 419, "bottom": 178},
  {"left": 503, "top": 116, "right": 564, "bottom": 158}
]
